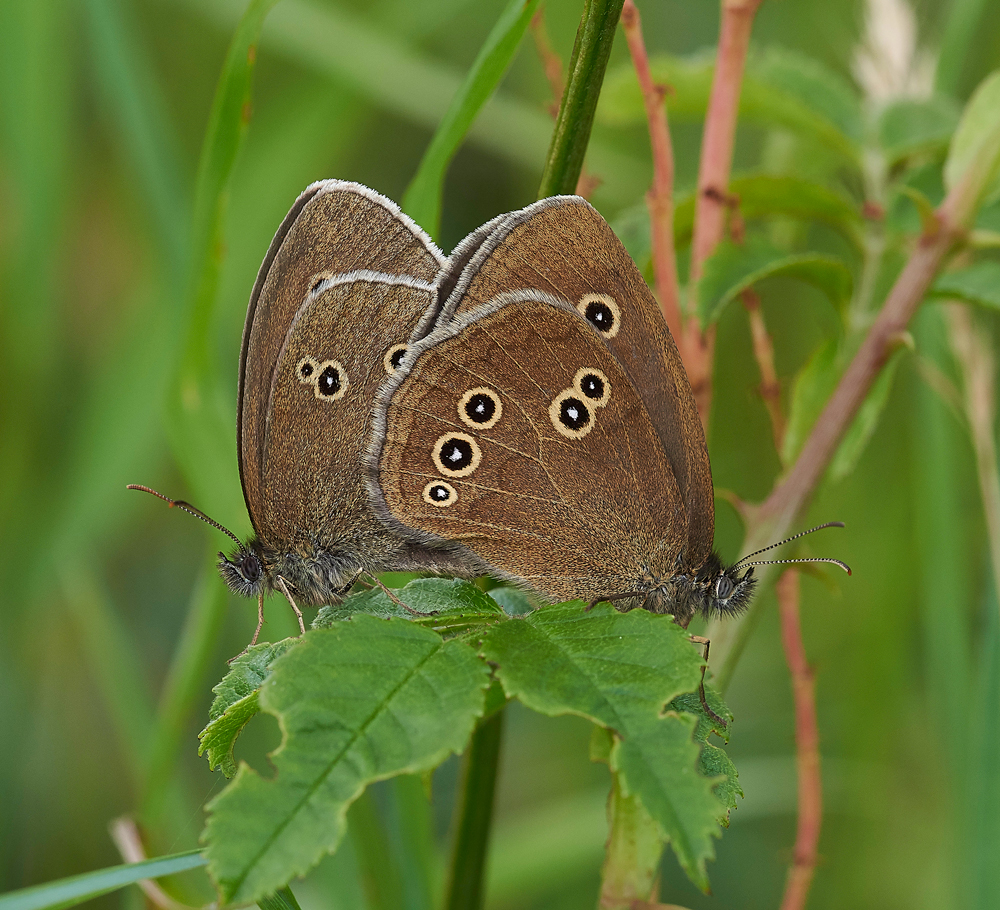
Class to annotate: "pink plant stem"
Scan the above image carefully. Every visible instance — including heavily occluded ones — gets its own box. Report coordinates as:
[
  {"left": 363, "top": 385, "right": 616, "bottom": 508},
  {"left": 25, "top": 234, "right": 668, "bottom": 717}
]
[
  {"left": 620, "top": 0, "right": 683, "bottom": 344},
  {"left": 683, "top": 0, "right": 762, "bottom": 423},
  {"left": 776, "top": 570, "right": 821, "bottom": 910},
  {"left": 690, "top": 0, "right": 762, "bottom": 284}
]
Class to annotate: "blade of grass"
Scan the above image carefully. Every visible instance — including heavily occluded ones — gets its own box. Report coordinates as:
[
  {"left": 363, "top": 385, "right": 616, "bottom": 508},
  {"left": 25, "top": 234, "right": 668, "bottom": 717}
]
[
  {"left": 160, "top": 0, "right": 647, "bottom": 205},
  {"left": 82, "top": 0, "right": 190, "bottom": 275},
  {"left": 257, "top": 885, "right": 302, "bottom": 910},
  {"left": 0, "top": 851, "right": 206, "bottom": 910},
  {"left": 141, "top": 552, "right": 229, "bottom": 826},
  {"left": 401, "top": 0, "right": 542, "bottom": 238},
  {"left": 537, "top": 0, "right": 626, "bottom": 198},
  {"left": 166, "top": 0, "right": 278, "bottom": 525}
]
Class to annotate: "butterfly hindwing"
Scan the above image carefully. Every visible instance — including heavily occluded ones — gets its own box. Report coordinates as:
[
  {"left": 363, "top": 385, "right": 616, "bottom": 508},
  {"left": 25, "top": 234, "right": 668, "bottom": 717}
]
[
  {"left": 435, "top": 196, "right": 715, "bottom": 569},
  {"left": 369, "top": 293, "right": 688, "bottom": 604}
]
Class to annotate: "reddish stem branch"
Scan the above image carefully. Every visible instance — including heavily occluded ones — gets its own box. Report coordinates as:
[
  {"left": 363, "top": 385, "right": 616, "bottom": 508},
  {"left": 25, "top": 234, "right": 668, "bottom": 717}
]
[
  {"left": 742, "top": 288, "right": 785, "bottom": 452},
  {"left": 620, "top": 0, "right": 683, "bottom": 343},
  {"left": 684, "top": 0, "right": 762, "bottom": 423},
  {"left": 759, "top": 225, "right": 960, "bottom": 533},
  {"left": 691, "top": 0, "right": 762, "bottom": 283},
  {"left": 776, "top": 571, "right": 821, "bottom": 910}
]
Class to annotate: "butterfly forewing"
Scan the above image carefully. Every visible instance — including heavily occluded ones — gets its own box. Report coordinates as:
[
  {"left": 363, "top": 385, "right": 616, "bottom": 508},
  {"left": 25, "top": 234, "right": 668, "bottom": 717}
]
[{"left": 239, "top": 180, "right": 445, "bottom": 536}]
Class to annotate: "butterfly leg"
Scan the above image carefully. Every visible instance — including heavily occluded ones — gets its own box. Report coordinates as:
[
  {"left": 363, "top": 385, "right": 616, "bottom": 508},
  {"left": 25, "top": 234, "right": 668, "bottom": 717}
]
[
  {"left": 228, "top": 592, "right": 267, "bottom": 664},
  {"left": 275, "top": 575, "right": 306, "bottom": 635},
  {"left": 689, "top": 634, "right": 727, "bottom": 729},
  {"left": 585, "top": 590, "right": 643, "bottom": 612},
  {"left": 367, "top": 574, "right": 427, "bottom": 617}
]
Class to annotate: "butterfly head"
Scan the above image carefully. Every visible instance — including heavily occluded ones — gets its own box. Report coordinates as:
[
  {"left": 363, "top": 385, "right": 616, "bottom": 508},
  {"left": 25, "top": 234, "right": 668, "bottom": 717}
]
[
  {"left": 695, "top": 552, "right": 756, "bottom": 619},
  {"left": 218, "top": 541, "right": 266, "bottom": 598}
]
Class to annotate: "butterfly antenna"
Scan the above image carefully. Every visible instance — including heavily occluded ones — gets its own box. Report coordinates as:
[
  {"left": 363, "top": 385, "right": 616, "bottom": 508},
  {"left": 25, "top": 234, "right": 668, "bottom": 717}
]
[
  {"left": 126, "top": 484, "right": 246, "bottom": 550},
  {"left": 740, "top": 555, "right": 852, "bottom": 575},
  {"left": 733, "top": 521, "right": 849, "bottom": 572}
]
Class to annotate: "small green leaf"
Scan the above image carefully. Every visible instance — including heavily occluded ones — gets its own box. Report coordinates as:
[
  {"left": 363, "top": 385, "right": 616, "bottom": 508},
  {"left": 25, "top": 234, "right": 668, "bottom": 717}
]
[
  {"left": 697, "top": 238, "right": 853, "bottom": 325},
  {"left": 944, "top": 69, "right": 1000, "bottom": 202},
  {"left": 611, "top": 715, "right": 723, "bottom": 891},
  {"left": 482, "top": 602, "right": 727, "bottom": 888},
  {"left": 929, "top": 260, "right": 1000, "bottom": 309},
  {"left": 829, "top": 344, "right": 909, "bottom": 481},
  {"left": 782, "top": 339, "right": 841, "bottom": 467},
  {"left": 203, "top": 617, "right": 489, "bottom": 903},
  {"left": 674, "top": 175, "right": 864, "bottom": 252},
  {"left": 402, "top": 0, "right": 542, "bottom": 237},
  {"left": 199, "top": 639, "right": 301, "bottom": 777},
  {"left": 313, "top": 577, "right": 507, "bottom": 638},
  {"left": 488, "top": 585, "right": 536, "bottom": 616},
  {"left": 877, "top": 95, "right": 961, "bottom": 165}
]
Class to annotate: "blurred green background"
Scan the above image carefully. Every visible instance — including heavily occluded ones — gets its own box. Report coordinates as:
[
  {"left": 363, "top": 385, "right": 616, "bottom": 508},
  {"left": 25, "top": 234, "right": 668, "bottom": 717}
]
[{"left": 2, "top": 0, "right": 1000, "bottom": 907}]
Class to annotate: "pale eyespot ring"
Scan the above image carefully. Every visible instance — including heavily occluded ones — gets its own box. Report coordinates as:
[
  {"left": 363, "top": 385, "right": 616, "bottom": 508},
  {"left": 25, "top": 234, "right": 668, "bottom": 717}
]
[
  {"left": 576, "top": 293, "right": 621, "bottom": 339},
  {"left": 573, "top": 367, "right": 611, "bottom": 408},
  {"left": 313, "top": 359, "right": 348, "bottom": 401},
  {"left": 384, "top": 343, "right": 409, "bottom": 375},
  {"left": 432, "top": 432, "right": 482, "bottom": 478},
  {"left": 457, "top": 387, "right": 502, "bottom": 430},
  {"left": 549, "top": 389, "right": 593, "bottom": 439},
  {"left": 296, "top": 356, "right": 320, "bottom": 384},
  {"left": 423, "top": 480, "right": 458, "bottom": 507}
]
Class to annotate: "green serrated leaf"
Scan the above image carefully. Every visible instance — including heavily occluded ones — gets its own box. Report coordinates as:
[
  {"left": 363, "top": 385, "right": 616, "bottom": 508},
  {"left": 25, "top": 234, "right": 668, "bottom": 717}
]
[
  {"left": 198, "top": 639, "right": 301, "bottom": 777},
  {"left": 612, "top": 715, "right": 723, "bottom": 890},
  {"left": 668, "top": 690, "right": 742, "bottom": 821},
  {"left": 313, "top": 577, "right": 507, "bottom": 638},
  {"left": 929, "top": 260, "right": 1000, "bottom": 309},
  {"left": 696, "top": 238, "right": 853, "bottom": 325},
  {"left": 482, "top": 602, "right": 726, "bottom": 888},
  {"left": 945, "top": 69, "right": 1000, "bottom": 202},
  {"left": 203, "top": 617, "right": 489, "bottom": 903},
  {"left": 829, "top": 343, "right": 908, "bottom": 481},
  {"left": 878, "top": 95, "right": 961, "bottom": 165},
  {"left": 208, "top": 639, "right": 300, "bottom": 720},
  {"left": 402, "top": 0, "right": 541, "bottom": 238},
  {"left": 482, "top": 601, "right": 702, "bottom": 729}
]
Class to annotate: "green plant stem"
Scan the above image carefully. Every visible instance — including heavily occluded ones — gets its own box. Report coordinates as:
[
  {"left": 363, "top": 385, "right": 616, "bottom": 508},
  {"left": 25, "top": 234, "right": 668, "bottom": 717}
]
[
  {"left": 537, "top": 0, "right": 625, "bottom": 198},
  {"left": 348, "top": 789, "right": 406, "bottom": 910},
  {"left": 598, "top": 769, "right": 662, "bottom": 908},
  {"left": 444, "top": 710, "right": 505, "bottom": 910}
]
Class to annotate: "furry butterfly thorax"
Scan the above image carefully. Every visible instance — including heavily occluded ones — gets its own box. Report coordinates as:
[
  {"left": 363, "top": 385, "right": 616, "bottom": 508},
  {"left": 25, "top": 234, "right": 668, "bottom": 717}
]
[{"left": 134, "top": 181, "right": 846, "bottom": 643}]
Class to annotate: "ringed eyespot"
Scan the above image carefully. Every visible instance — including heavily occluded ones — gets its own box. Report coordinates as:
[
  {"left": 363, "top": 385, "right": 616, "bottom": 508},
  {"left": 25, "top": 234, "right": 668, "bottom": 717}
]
[
  {"left": 423, "top": 480, "right": 458, "bottom": 507},
  {"left": 549, "top": 389, "right": 593, "bottom": 439},
  {"left": 458, "top": 387, "right": 502, "bottom": 430},
  {"left": 384, "top": 343, "right": 409, "bottom": 375},
  {"left": 296, "top": 356, "right": 319, "bottom": 384},
  {"left": 573, "top": 368, "right": 610, "bottom": 407},
  {"left": 314, "top": 359, "right": 347, "bottom": 400},
  {"left": 432, "top": 432, "right": 482, "bottom": 478},
  {"left": 576, "top": 293, "right": 621, "bottom": 339}
]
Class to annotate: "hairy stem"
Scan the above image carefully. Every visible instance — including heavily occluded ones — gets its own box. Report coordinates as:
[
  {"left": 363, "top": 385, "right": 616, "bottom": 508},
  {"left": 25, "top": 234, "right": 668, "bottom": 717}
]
[{"left": 537, "top": 0, "right": 625, "bottom": 198}]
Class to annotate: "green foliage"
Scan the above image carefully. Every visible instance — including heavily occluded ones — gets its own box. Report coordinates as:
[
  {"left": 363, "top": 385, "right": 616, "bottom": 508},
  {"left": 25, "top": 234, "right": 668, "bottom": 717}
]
[
  {"left": 204, "top": 615, "right": 490, "bottom": 903},
  {"left": 402, "top": 0, "right": 542, "bottom": 238},
  {"left": 697, "top": 238, "right": 852, "bottom": 325},
  {"left": 481, "top": 602, "right": 725, "bottom": 888},
  {"left": 931, "top": 260, "right": 1000, "bottom": 310}
]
